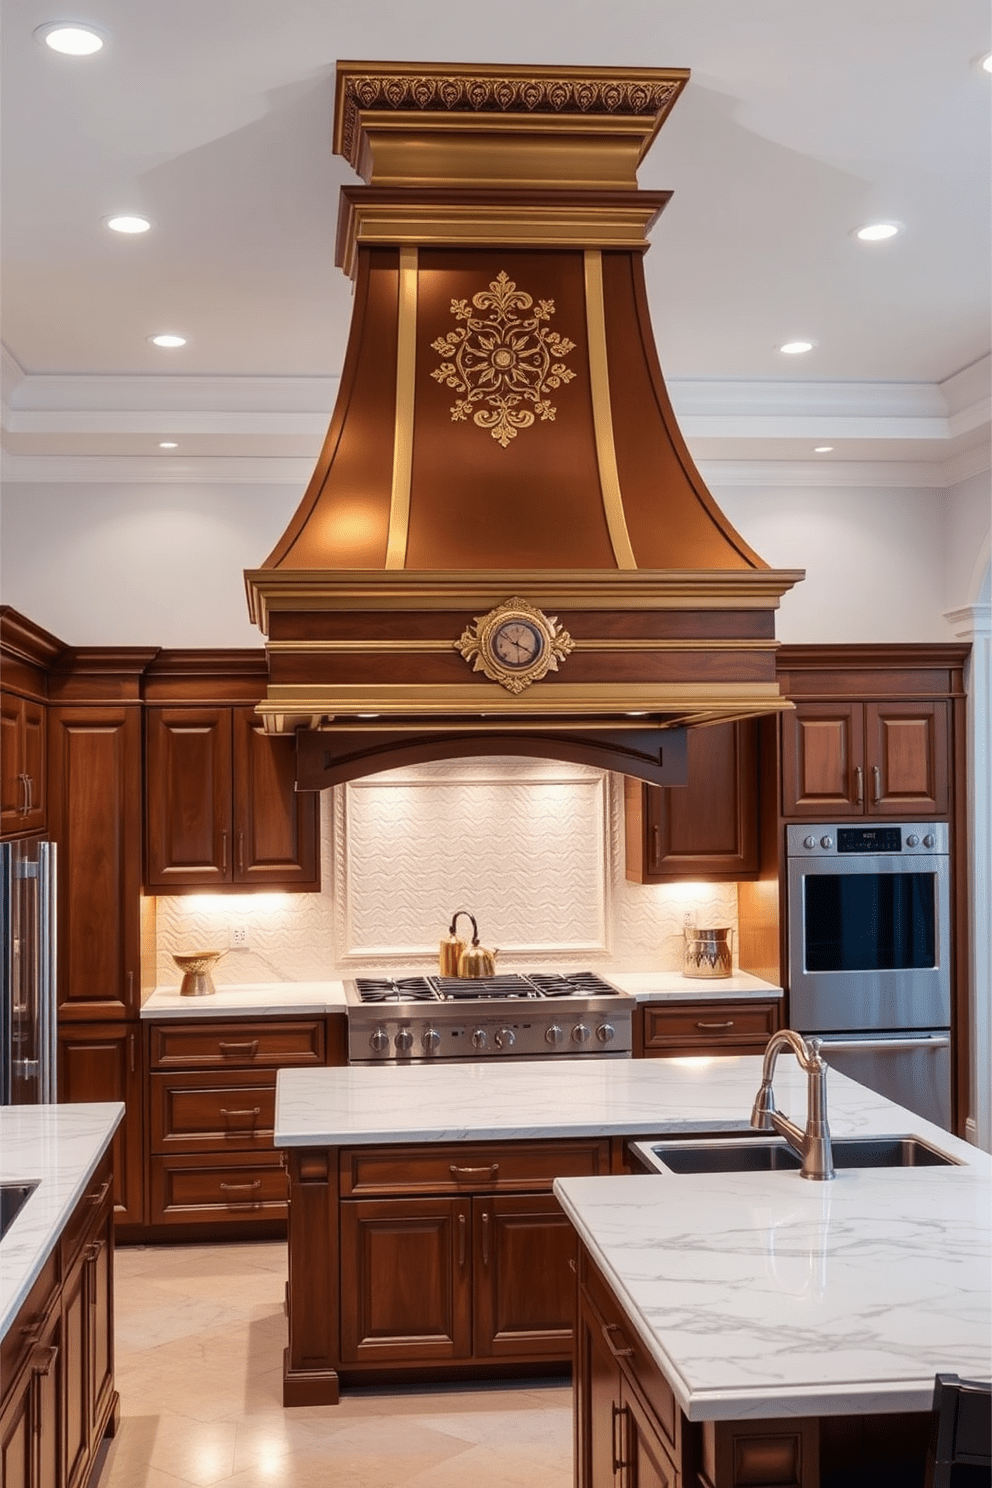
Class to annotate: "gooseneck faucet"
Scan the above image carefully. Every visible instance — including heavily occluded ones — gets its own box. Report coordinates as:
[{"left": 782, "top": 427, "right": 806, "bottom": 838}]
[{"left": 751, "top": 1029, "right": 835, "bottom": 1181}]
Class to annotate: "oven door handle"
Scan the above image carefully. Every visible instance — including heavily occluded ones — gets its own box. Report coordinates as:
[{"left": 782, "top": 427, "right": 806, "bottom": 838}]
[{"left": 817, "top": 1036, "right": 950, "bottom": 1053}]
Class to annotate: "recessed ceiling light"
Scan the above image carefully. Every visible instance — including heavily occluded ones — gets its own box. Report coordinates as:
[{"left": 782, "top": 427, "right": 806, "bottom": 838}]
[
  {"left": 35, "top": 23, "right": 105, "bottom": 55},
  {"left": 854, "top": 222, "right": 901, "bottom": 242},
  {"left": 814, "top": 446, "right": 834, "bottom": 454},
  {"left": 158, "top": 441, "right": 178, "bottom": 449},
  {"left": 779, "top": 340, "right": 815, "bottom": 355},
  {"left": 149, "top": 334, "right": 187, "bottom": 349},
  {"left": 105, "top": 214, "right": 151, "bottom": 235},
  {"left": 979, "top": 51, "right": 992, "bottom": 73}
]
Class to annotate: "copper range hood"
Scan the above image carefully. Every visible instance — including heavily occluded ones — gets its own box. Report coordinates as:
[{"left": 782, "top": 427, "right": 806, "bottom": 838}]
[{"left": 244, "top": 61, "right": 803, "bottom": 788}]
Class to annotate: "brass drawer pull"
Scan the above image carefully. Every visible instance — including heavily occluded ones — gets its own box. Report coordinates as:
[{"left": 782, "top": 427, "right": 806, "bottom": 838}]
[
  {"left": 601, "top": 1321, "right": 634, "bottom": 1359},
  {"left": 218, "top": 1040, "right": 259, "bottom": 1058},
  {"left": 221, "top": 1108, "right": 261, "bottom": 1119},
  {"left": 32, "top": 1344, "right": 59, "bottom": 1379},
  {"left": 90, "top": 1178, "right": 112, "bottom": 1207},
  {"left": 696, "top": 1020, "right": 734, "bottom": 1030},
  {"left": 449, "top": 1163, "right": 499, "bottom": 1181},
  {"left": 219, "top": 1180, "right": 262, "bottom": 1193}
]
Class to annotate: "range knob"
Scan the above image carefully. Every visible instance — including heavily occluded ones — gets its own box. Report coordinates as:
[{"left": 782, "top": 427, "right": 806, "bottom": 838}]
[
  {"left": 923, "top": 833, "right": 936, "bottom": 848},
  {"left": 596, "top": 1023, "right": 616, "bottom": 1045},
  {"left": 545, "top": 1024, "right": 565, "bottom": 1047},
  {"left": 494, "top": 1027, "right": 516, "bottom": 1050},
  {"left": 369, "top": 1028, "right": 390, "bottom": 1055},
  {"left": 803, "top": 835, "right": 817, "bottom": 849},
  {"left": 906, "top": 833, "right": 920, "bottom": 847},
  {"left": 422, "top": 1028, "right": 441, "bottom": 1054},
  {"left": 820, "top": 835, "right": 833, "bottom": 849},
  {"left": 571, "top": 1023, "right": 592, "bottom": 1045},
  {"left": 394, "top": 1028, "right": 414, "bottom": 1055},
  {"left": 471, "top": 1028, "right": 488, "bottom": 1051}
]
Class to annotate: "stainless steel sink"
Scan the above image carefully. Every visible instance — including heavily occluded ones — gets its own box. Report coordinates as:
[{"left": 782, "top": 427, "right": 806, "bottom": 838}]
[
  {"left": 0, "top": 1181, "right": 38, "bottom": 1240},
  {"left": 630, "top": 1134, "right": 960, "bottom": 1176}
]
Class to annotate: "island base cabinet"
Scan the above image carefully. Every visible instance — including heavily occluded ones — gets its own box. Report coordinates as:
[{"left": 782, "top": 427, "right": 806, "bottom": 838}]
[{"left": 0, "top": 1305, "right": 61, "bottom": 1488}]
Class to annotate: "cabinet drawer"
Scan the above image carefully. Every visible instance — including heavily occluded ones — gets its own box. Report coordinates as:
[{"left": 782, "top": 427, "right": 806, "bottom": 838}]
[
  {"left": 59, "top": 1151, "right": 112, "bottom": 1270},
  {"left": 149, "top": 1152, "right": 287, "bottom": 1223},
  {"left": 641, "top": 1000, "right": 779, "bottom": 1053},
  {"left": 0, "top": 1249, "right": 59, "bottom": 1409},
  {"left": 341, "top": 1138, "right": 611, "bottom": 1197},
  {"left": 149, "top": 1071, "right": 276, "bottom": 1152},
  {"left": 148, "top": 1019, "right": 325, "bottom": 1070}
]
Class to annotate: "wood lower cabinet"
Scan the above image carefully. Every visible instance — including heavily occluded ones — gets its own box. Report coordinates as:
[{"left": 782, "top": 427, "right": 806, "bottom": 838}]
[
  {"left": 286, "top": 1137, "right": 612, "bottom": 1404},
  {"left": 145, "top": 1016, "right": 328, "bottom": 1229},
  {"left": 58, "top": 1024, "right": 144, "bottom": 1226},
  {"left": 625, "top": 722, "right": 759, "bottom": 881},
  {"left": 0, "top": 690, "right": 47, "bottom": 838},
  {"left": 636, "top": 999, "right": 780, "bottom": 1059},
  {"left": 144, "top": 705, "right": 319, "bottom": 891},
  {"left": 0, "top": 1153, "right": 117, "bottom": 1488},
  {"left": 48, "top": 705, "right": 143, "bottom": 1020}
]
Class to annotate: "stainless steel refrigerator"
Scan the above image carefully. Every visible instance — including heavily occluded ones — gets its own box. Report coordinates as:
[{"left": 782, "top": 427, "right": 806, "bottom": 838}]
[{"left": 1, "top": 839, "right": 57, "bottom": 1104}]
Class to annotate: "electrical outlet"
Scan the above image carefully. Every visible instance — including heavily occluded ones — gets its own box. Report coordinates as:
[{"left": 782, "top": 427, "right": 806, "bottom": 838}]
[{"left": 229, "top": 925, "right": 249, "bottom": 950}]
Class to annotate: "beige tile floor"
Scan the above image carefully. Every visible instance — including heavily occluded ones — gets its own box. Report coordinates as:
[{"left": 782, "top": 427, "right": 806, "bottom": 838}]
[{"left": 99, "top": 1239, "right": 574, "bottom": 1488}]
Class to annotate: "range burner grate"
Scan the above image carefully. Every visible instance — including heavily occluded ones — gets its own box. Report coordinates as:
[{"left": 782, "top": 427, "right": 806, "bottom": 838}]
[
  {"left": 435, "top": 974, "right": 539, "bottom": 1000},
  {"left": 355, "top": 976, "right": 438, "bottom": 1004}
]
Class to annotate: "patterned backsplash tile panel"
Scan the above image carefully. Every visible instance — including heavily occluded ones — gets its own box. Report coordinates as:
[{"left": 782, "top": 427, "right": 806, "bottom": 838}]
[{"left": 153, "top": 758, "right": 738, "bottom": 985}]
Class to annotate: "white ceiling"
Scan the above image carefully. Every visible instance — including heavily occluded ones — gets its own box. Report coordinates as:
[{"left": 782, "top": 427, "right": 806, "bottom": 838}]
[{"left": 2, "top": 0, "right": 990, "bottom": 484}]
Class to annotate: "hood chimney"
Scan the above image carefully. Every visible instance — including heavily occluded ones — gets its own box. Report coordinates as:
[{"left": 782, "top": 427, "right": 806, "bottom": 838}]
[{"left": 245, "top": 61, "right": 803, "bottom": 787}]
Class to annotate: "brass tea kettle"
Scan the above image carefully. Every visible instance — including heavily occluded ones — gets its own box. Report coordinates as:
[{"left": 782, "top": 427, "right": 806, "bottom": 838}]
[{"left": 439, "top": 911, "right": 498, "bottom": 978}]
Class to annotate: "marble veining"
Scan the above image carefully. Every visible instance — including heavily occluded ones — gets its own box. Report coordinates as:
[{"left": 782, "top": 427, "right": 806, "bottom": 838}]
[
  {"left": 274, "top": 1057, "right": 990, "bottom": 1422},
  {"left": 141, "top": 980, "right": 348, "bottom": 1018},
  {"left": 0, "top": 1102, "right": 123, "bottom": 1341},
  {"left": 611, "top": 970, "right": 782, "bottom": 1001}
]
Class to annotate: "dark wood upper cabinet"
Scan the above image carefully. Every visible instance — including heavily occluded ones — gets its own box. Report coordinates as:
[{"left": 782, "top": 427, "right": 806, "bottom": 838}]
[
  {"left": 145, "top": 705, "right": 319, "bottom": 891},
  {"left": 48, "top": 706, "right": 143, "bottom": 1019},
  {"left": 1, "top": 691, "right": 48, "bottom": 838},
  {"left": 781, "top": 699, "right": 949, "bottom": 818},
  {"left": 624, "top": 721, "right": 759, "bottom": 881}
]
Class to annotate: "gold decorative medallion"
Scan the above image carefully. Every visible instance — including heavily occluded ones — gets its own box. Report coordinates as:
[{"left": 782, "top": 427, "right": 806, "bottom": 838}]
[
  {"left": 456, "top": 597, "right": 575, "bottom": 693},
  {"left": 431, "top": 271, "right": 576, "bottom": 447}
]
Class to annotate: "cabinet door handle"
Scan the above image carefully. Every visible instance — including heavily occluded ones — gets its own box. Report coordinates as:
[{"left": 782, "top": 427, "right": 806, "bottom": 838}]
[
  {"left": 18, "top": 773, "right": 29, "bottom": 814},
  {"left": 651, "top": 824, "right": 661, "bottom": 867},
  {"left": 872, "top": 764, "right": 881, "bottom": 805},
  {"left": 481, "top": 1211, "right": 490, "bottom": 1266},
  {"left": 90, "top": 1178, "right": 112, "bottom": 1207},
  {"left": 601, "top": 1321, "right": 634, "bottom": 1359},
  {"left": 458, "top": 1212, "right": 467, "bottom": 1268},
  {"left": 696, "top": 1020, "right": 734, "bottom": 1030},
  {"left": 237, "top": 830, "right": 245, "bottom": 874},
  {"left": 221, "top": 831, "right": 228, "bottom": 872},
  {"left": 127, "top": 970, "right": 134, "bottom": 1003},
  {"left": 449, "top": 1163, "right": 499, "bottom": 1181},
  {"left": 129, "top": 1032, "right": 136, "bottom": 1073},
  {"left": 23, "top": 774, "right": 33, "bottom": 814},
  {"left": 219, "top": 1040, "right": 259, "bottom": 1058},
  {"left": 611, "top": 1402, "right": 629, "bottom": 1474},
  {"left": 855, "top": 765, "right": 864, "bottom": 805}
]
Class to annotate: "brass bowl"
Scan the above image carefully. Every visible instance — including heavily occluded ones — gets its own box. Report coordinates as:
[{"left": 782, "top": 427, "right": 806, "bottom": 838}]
[{"left": 172, "top": 950, "right": 225, "bottom": 997}]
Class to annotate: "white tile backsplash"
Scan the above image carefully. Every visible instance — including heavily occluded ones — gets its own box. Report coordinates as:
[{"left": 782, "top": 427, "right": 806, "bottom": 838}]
[{"left": 153, "top": 758, "right": 738, "bottom": 985}]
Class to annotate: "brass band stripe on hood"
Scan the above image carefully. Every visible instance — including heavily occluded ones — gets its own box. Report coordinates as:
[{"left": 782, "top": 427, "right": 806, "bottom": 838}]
[
  {"left": 385, "top": 245, "right": 419, "bottom": 568},
  {"left": 585, "top": 249, "right": 637, "bottom": 571}
]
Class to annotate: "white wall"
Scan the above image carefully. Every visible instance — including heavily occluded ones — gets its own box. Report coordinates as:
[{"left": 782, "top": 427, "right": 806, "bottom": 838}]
[{"left": 1, "top": 476, "right": 988, "bottom": 646}]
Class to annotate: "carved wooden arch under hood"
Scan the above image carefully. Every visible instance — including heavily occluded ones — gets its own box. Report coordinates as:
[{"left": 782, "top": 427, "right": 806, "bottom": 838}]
[{"left": 244, "top": 62, "right": 803, "bottom": 786}]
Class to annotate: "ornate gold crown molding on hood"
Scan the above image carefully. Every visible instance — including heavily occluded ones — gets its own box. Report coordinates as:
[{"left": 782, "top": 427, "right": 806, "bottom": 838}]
[{"left": 244, "top": 61, "right": 804, "bottom": 786}]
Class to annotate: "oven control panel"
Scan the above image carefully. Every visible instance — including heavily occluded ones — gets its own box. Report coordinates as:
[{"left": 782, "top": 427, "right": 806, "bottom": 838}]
[{"left": 787, "top": 822, "right": 948, "bottom": 857}]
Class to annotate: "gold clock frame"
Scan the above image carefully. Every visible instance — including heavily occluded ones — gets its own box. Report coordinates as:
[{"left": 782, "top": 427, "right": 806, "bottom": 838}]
[{"left": 456, "top": 596, "right": 575, "bottom": 694}]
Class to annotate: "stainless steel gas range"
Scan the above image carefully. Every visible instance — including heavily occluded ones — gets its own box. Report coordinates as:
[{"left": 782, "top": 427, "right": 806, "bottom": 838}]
[{"left": 345, "top": 971, "right": 633, "bottom": 1064}]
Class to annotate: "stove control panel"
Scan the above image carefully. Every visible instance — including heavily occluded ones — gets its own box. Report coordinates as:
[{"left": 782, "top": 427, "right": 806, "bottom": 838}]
[{"left": 357, "top": 1009, "right": 632, "bottom": 1063}]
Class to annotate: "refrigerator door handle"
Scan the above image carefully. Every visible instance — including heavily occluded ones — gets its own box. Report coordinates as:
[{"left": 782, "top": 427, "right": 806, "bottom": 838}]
[{"left": 817, "top": 1036, "right": 950, "bottom": 1054}]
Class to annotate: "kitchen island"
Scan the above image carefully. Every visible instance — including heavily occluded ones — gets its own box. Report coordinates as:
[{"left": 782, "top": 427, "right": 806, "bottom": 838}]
[
  {"left": 274, "top": 1056, "right": 989, "bottom": 1476},
  {"left": 1, "top": 1101, "right": 123, "bottom": 1488}
]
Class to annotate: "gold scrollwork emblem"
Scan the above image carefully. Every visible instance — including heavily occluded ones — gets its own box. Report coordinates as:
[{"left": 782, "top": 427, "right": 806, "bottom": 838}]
[
  {"left": 456, "top": 597, "right": 575, "bottom": 694},
  {"left": 431, "top": 271, "right": 577, "bottom": 448}
]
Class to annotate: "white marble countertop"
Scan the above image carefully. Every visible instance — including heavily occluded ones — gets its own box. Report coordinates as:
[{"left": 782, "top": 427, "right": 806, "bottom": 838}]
[
  {"left": 0, "top": 1102, "right": 124, "bottom": 1342},
  {"left": 141, "top": 981, "right": 348, "bottom": 1017},
  {"left": 274, "top": 1057, "right": 990, "bottom": 1422},
  {"left": 609, "top": 970, "right": 782, "bottom": 1002}
]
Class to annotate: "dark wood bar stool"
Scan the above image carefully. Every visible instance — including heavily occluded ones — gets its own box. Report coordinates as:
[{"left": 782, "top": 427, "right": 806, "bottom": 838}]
[{"left": 925, "top": 1373, "right": 992, "bottom": 1487}]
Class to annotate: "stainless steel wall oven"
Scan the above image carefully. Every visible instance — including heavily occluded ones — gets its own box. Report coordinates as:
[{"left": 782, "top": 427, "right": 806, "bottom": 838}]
[{"left": 786, "top": 822, "right": 951, "bottom": 1129}]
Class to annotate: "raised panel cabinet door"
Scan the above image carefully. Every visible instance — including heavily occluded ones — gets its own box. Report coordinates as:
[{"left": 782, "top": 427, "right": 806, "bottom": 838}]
[
  {"left": 339, "top": 1196, "right": 473, "bottom": 1365},
  {"left": 473, "top": 1193, "right": 577, "bottom": 1359},
  {"left": 58, "top": 1025, "right": 144, "bottom": 1225},
  {"left": 622, "top": 1383, "right": 680, "bottom": 1488},
  {"left": 625, "top": 723, "right": 758, "bottom": 881},
  {"left": 575, "top": 1285, "right": 624, "bottom": 1488},
  {"left": 145, "top": 708, "right": 233, "bottom": 888},
  {"left": 0, "top": 1306, "right": 61, "bottom": 1488},
  {"left": 49, "top": 707, "right": 143, "bottom": 1018},
  {"left": 781, "top": 703, "right": 866, "bottom": 817},
  {"left": 232, "top": 707, "right": 319, "bottom": 887},
  {"left": 19, "top": 697, "right": 47, "bottom": 835},
  {"left": 865, "top": 701, "right": 949, "bottom": 816},
  {"left": 0, "top": 690, "right": 24, "bottom": 834}
]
